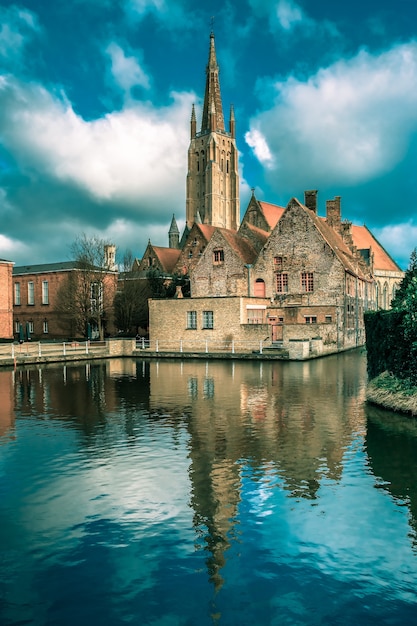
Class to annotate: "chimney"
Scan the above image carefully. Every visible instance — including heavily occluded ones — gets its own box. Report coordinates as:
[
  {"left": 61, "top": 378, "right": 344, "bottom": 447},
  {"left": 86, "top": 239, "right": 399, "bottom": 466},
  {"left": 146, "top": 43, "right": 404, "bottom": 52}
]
[
  {"left": 341, "top": 220, "right": 353, "bottom": 249},
  {"left": 304, "top": 190, "right": 318, "bottom": 214},
  {"left": 326, "top": 196, "right": 341, "bottom": 229}
]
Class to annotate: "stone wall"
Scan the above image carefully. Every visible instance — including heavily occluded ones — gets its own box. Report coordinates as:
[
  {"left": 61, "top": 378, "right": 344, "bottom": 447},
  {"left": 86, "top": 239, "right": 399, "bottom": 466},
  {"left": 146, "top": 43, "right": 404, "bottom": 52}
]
[
  {"left": 191, "top": 230, "right": 249, "bottom": 297},
  {"left": 149, "top": 296, "right": 270, "bottom": 351}
]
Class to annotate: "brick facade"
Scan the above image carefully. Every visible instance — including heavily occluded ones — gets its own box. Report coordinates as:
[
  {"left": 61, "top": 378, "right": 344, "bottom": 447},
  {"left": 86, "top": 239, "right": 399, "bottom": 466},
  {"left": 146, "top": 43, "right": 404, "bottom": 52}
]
[
  {"left": 13, "top": 263, "right": 118, "bottom": 340},
  {"left": 0, "top": 260, "right": 13, "bottom": 340}
]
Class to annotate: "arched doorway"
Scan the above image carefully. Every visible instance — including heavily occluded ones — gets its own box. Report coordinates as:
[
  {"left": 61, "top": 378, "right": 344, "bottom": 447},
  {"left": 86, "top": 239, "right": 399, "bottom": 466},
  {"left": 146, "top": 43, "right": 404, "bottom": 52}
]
[{"left": 253, "top": 278, "right": 265, "bottom": 298}]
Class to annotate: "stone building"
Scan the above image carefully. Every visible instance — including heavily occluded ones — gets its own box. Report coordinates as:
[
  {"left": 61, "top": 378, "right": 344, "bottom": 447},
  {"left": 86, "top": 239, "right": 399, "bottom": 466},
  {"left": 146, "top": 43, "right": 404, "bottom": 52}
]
[
  {"left": 0, "top": 259, "right": 14, "bottom": 340},
  {"left": 186, "top": 32, "right": 239, "bottom": 232},
  {"left": 148, "top": 33, "right": 403, "bottom": 358}
]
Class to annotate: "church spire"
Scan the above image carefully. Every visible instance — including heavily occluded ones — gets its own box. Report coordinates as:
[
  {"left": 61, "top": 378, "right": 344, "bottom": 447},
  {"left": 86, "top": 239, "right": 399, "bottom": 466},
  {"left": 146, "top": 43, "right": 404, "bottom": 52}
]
[
  {"left": 201, "top": 32, "right": 225, "bottom": 132},
  {"left": 169, "top": 214, "right": 180, "bottom": 249}
]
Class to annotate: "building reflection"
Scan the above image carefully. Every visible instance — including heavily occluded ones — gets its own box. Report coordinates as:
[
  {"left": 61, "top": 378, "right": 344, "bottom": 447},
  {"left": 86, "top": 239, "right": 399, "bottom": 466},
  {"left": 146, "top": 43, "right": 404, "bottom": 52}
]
[
  {"left": 0, "top": 369, "right": 15, "bottom": 438},
  {"left": 147, "top": 351, "right": 368, "bottom": 589},
  {"left": 2, "top": 352, "right": 370, "bottom": 592}
]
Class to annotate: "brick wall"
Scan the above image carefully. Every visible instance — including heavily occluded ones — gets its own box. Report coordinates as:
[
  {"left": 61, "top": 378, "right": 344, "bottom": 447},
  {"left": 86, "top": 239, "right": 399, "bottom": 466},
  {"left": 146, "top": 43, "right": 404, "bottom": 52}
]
[
  {"left": 0, "top": 261, "right": 13, "bottom": 340},
  {"left": 13, "top": 269, "right": 118, "bottom": 340}
]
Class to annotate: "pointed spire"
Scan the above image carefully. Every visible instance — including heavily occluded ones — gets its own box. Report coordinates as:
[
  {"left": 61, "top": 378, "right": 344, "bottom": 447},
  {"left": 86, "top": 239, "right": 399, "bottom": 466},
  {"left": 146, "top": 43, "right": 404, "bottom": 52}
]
[
  {"left": 201, "top": 32, "right": 225, "bottom": 132},
  {"left": 190, "top": 103, "right": 196, "bottom": 139},
  {"left": 229, "top": 103, "right": 235, "bottom": 138},
  {"left": 169, "top": 214, "right": 180, "bottom": 249}
]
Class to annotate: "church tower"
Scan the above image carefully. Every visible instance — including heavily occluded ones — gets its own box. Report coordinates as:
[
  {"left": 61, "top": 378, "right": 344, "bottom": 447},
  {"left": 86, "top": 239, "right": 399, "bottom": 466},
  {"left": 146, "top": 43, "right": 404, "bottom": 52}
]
[{"left": 186, "top": 33, "right": 240, "bottom": 231}]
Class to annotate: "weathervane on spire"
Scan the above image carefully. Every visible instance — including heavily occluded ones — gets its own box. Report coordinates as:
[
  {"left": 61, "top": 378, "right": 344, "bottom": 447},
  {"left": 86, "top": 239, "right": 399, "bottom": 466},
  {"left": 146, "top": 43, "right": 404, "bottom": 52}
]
[{"left": 210, "top": 15, "right": 215, "bottom": 33}]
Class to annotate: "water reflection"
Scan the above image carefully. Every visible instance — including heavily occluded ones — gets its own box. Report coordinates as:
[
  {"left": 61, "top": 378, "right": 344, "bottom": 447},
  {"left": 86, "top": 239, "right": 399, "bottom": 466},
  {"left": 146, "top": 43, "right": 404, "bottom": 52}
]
[
  {"left": 366, "top": 404, "right": 417, "bottom": 544},
  {"left": 1, "top": 351, "right": 417, "bottom": 624}
]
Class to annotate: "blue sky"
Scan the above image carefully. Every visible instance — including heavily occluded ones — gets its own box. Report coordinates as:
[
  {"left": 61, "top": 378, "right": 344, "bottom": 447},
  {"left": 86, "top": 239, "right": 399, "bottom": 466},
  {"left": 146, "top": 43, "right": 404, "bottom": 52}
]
[{"left": 0, "top": 0, "right": 416, "bottom": 269}]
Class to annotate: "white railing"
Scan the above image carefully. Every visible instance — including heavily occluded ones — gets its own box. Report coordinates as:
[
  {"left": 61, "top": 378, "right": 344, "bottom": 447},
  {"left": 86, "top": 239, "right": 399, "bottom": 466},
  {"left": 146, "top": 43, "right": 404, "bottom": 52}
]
[
  {"left": 0, "top": 341, "right": 108, "bottom": 361},
  {"left": 136, "top": 338, "right": 280, "bottom": 355}
]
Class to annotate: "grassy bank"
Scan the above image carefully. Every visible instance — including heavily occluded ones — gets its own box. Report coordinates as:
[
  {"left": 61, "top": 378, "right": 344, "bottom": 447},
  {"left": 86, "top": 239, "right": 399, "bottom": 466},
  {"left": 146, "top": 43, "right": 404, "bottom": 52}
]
[{"left": 366, "top": 371, "right": 417, "bottom": 417}]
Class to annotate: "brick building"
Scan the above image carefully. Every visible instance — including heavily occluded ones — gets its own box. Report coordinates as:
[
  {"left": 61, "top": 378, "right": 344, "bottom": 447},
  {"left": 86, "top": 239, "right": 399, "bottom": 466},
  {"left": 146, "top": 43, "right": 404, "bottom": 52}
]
[
  {"left": 0, "top": 259, "right": 14, "bottom": 340},
  {"left": 13, "top": 260, "right": 118, "bottom": 341}
]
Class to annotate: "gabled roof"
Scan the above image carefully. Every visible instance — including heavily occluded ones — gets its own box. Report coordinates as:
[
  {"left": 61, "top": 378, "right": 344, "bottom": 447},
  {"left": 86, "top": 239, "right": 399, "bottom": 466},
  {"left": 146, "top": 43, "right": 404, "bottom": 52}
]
[
  {"left": 244, "top": 222, "right": 270, "bottom": 244},
  {"left": 151, "top": 246, "right": 181, "bottom": 273},
  {"left": 351, "top": 224, "right": 403, "bottom": 273},
  {"left": 194, "top": 223, "right": 217, "bottom": 241},
  {"left": 216, "top": 228, "right": 258, "bottom": 265},
  {"left": 289, "top": 198, "right": 370, "bottom": 281},
  {"left": 258, "top": 201, "right": 285, "bottom": 230}
]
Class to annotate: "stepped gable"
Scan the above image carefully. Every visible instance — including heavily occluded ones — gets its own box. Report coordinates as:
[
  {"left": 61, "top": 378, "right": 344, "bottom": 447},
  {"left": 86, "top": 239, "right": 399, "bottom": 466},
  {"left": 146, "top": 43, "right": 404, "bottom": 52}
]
[{"left": 351, "top": 224, "right": 402, "bottom": 272}]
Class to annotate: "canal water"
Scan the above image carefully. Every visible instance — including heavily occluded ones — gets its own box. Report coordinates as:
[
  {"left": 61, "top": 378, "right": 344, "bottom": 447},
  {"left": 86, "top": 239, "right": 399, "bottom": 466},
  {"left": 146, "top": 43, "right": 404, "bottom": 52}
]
[{"left": 1, "top": 350, "right": 417, "bottom": 625}]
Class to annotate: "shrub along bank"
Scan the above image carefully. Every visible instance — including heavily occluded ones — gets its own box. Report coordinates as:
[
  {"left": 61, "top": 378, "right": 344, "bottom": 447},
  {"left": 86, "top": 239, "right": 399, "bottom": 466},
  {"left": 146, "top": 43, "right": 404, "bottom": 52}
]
[{"left": 364, "top": 249, "right": 417, "bottom": 416}]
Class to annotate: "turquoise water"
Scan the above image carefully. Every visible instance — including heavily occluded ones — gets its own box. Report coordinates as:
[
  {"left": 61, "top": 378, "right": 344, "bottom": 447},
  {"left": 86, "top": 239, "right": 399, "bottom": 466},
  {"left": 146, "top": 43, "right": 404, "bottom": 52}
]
[{"left": 1, "top": 352, "right": 417, "bottom": 625}]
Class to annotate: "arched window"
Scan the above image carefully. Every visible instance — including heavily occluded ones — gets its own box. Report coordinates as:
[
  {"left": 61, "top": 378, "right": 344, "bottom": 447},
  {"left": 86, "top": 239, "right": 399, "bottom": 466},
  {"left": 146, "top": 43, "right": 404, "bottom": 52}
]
[{"left": 383, "top": 282, "right": 388, "bottom": 309}]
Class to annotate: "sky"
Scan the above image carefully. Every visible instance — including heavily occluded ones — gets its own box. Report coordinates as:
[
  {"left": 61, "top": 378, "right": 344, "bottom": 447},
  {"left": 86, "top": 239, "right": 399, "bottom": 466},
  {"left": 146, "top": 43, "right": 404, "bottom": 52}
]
[{"left": 0, "top": 0, "right": 417, "bottom": 270}]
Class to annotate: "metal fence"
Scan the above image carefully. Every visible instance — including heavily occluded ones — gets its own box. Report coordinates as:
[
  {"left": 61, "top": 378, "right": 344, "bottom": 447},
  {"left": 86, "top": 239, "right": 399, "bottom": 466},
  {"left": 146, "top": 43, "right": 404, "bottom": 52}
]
[
  {"left": 135, "top": 337, "right": 280, "bottom": 354},
  {"left": 0, "top": 341, "right": 108, "bottom": 361}
]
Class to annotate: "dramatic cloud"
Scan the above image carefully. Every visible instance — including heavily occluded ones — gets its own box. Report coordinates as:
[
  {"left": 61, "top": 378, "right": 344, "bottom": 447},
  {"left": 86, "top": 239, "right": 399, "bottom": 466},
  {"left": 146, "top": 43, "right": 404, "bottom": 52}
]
[
  {"left": 246, "top": 42, "right": 417, "bottom": 187},
  {"left": 0, "top": 77, "right": 192, "bottom": 207}
]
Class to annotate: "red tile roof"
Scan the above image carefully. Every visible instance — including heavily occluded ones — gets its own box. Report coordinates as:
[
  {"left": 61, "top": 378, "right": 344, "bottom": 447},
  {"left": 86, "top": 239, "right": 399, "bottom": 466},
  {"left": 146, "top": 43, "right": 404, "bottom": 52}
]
[
  {"left": 196, "top": 224, "right": 217, "bottom": 241},
  {"left": 152, "top": 246, "right": 181, "bottom": 273},
  {"left": 259, "top": 201, "right": 285, "bottom": 230},
  {"left": 350, "top": 224, "right": 402, "bottom": 272},
  {"left": 218, "top": 228, "right": 258, "bottom": 264}
]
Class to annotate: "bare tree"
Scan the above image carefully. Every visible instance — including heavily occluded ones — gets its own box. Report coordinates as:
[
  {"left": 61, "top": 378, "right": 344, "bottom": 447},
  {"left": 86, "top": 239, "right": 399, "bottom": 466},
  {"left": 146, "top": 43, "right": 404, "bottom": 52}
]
[
  {"left": 114, "top": 249, "right": 151, "bottom": 336},
  {"left": 56, "top": 234, "right": 118, "bottom": 340}
]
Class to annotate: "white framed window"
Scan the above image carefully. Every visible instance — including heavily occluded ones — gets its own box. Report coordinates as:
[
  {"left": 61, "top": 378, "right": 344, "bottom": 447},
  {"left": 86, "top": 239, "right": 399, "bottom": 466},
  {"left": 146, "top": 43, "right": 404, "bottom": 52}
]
[
  {"left": 15, "top": 321, "right": 20, "bottom": 334},
  {"left": 42, "top": 280, "right": 49, "bottom": 305},
  {"left": 304, "top": 316, "right": 317, "bottom": 324},
  {"left": 28, "top": 321, "right": 34, "bottom": 334},
  {"left": 28, "top": 281, "right": 34, "bottom": 305},
  {"left": 43, "top": 320, "right": 49, "bottom": 334},
  {"left": 325, "top": 315, "right": 332, "bottom": 323},
  {"left": 14, "top": 282, "right": 21, "bottom": 305},
  {"left": 90, "top": 281, "right": 103, "bottom": 313},
  {"left": 202, "top": 310, "right": 214, "bottom": 329},
  {"left": 187, "top": 311, "right": 197, "bottom": 329}
]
